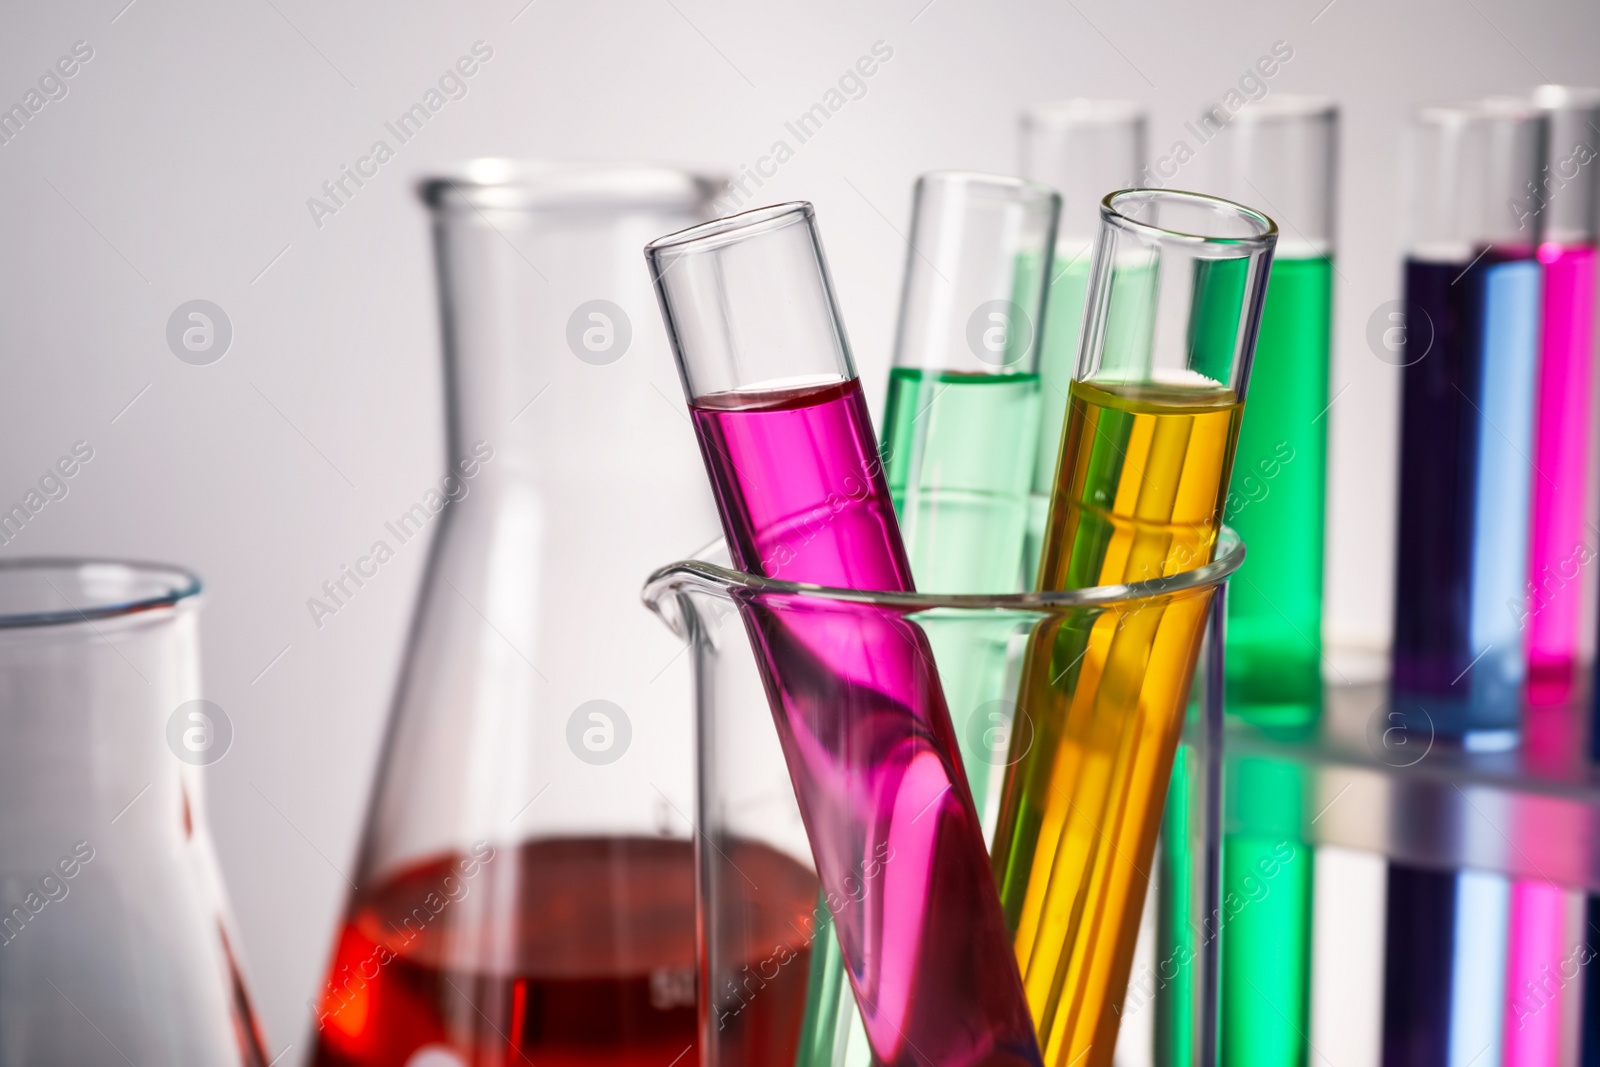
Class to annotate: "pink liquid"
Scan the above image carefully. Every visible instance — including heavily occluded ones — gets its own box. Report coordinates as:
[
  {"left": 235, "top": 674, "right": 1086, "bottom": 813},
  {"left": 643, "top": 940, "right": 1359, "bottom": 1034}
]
[
  {"left": 690, "top": 377, "right": 1042, "bottom": 1067},
  {"left": 1526, "top": 242, "right": 1597, "bottom": 704},
  {"left": 1502, "top": 881, "right": 1568, "bottom": 1067}
]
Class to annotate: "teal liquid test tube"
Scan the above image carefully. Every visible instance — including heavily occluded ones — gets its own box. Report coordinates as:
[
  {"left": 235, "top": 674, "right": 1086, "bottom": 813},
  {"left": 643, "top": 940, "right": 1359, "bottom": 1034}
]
[
  {"left": 1199, "top": 96, "right": 1338, "bottom": 1067},
  {"left": 1017, "top": 100, "right": 1148, "bottom": 589},
  {"left": 793, "top": 171, "right": 1060, "bottom": 1067}
]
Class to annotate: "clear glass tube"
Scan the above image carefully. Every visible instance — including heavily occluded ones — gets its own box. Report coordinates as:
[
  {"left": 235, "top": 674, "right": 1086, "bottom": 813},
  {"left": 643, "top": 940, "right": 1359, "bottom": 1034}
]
[
  {"left": 643, "top": 533, "right": 1242, "bottom": 1067},
  {"left": 1018, "top": 101, "right": 1148, "bottom": 583},
  {"left": 992, "top": 190, "right": 1275, "bottom": 1067},
  {"left": 0, "top": 560, "right": 268, "bottom": 1066},
  {"left": 1524, "top": 86, "right": 1600, "bottom": 704},
  {"left": 647, "top": 203, "right": 1044, "bottom": 1067},
  {"left": 310, "top": 162, "right": 721, "bottom": 1067},
  {"left": 1195, "top": 96, "right": 1337, "bottom": 1067},
  {"left": 1390, "top": 101, "right": 1549, "bottom": 743}
]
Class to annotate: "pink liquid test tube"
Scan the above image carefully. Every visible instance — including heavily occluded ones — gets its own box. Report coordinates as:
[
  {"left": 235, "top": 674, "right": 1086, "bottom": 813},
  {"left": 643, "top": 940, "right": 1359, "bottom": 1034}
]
[
  {"left": 1505, "top": 85, "right": 1600, "bottom": 1067},
  {"left": 1525, "top": 86, "right": 1600, "bottom": 705},
  {"left": 647, "top": 203, "right": 1042, "bottom": 1067}
]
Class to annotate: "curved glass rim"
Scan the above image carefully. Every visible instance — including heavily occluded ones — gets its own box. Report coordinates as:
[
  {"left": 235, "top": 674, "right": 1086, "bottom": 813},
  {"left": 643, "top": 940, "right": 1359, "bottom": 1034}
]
[
  {"left": 1101, "top": 188, "right": 1277, "bottom": 248},
  {"left": 420, "top": 160, "right": 724, "bottom": 211},
  {"left": 1220, "top": 94, "right": 1338, "bottom": 123},
  {"left": 917, "top": 170, "right": 1059, "bottom": 204},
  {"left": 1532, "top": 84, "right": 1600, "bottom": 112},
  {"left": 645, "top": 201, "right": 812, "bottom": 259},
  {"left": 1021, "top": 98, "right": 1146, "bottom": 128},
  {"left": 1413, "top": 97, "right": 1545, "bottom": 127},
  {"left": 645, "top": 528, "right": 1243, "bottom": 611},
  {"left": 0, "top": 558, "right": 202, "bottom": 630}
]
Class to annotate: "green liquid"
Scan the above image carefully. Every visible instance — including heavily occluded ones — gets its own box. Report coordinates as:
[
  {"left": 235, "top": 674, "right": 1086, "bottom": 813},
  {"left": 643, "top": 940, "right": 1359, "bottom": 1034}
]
[
  {"left": 1216, "top": 255, "right": 1330, "bottom": 1067},
  {"left": 794, "top": 366, "right": 1043, "bottom": 1067},
  {"left": 1224, "top": 255, "right": 1331, "bottom": 719},
  {"left": 883, "top": 367, "right": 1042, "bottom": 594},
  {"left": 1157, "top": 747, "right": 1202, "bottom": 1067},
  {"left": 1220, "top": 759, "right": 1313, "bottom": 1067}
]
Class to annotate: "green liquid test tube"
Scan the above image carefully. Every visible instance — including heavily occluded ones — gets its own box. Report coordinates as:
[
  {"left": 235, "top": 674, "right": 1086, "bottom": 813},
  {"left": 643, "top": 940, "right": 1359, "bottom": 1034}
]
[
  {"left": 794, "top": 171, "right": 1060, "bottom": 1067},
  {"left": 1204, "top": 97, "right": 1337, "bottom": 1067}
]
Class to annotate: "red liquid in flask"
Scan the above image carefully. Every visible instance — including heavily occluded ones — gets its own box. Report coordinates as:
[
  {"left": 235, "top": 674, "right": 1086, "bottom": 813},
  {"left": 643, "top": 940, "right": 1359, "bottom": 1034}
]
[{"left": 309, "top": 837, "right": 817, "bottom": 1067}]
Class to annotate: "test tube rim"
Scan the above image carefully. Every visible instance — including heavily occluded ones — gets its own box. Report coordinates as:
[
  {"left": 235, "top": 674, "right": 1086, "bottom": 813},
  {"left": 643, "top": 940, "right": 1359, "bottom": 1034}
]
[
  {"left": 418, "top": 159, "right": 724, "bottom": 212},
  {"left": 916, "top": 169, "right": 1061, "bottom": 206},
  {"left": 644, "top": 201, "right": 814, "bottom": 261},
  {"left": 1100, "top": 188, "right": 1278, "bottom": 249},
  {"left": 1531, "top": 84, "right": 1600, "bottom": 111},
  {"left": 1412, "top": 96, "right": 1545, "bottom": 128},
  {"left": 1214, "top": 93, "right": 1338, "bottom": 124},
  {"left": 0, "top": 558, "right": 201, "bottom": 631},
  {"left": 645, "top": 528, "right": 1244, "bottom": 613},
  {"left": 1020, "top": 97, "right": 1146, "bottom": 129}
]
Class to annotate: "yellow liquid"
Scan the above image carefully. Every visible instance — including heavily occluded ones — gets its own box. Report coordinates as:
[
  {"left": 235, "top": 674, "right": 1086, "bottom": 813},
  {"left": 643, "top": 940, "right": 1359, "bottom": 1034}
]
[{"left": 995, "top": 379, "right": 1243, "bottom": 1067}]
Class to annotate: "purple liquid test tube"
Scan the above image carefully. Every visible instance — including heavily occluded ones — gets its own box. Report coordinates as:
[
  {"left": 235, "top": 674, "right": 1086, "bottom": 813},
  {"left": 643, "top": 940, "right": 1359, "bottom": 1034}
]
[{"left": 646, "top": 203, "right": 1042, "bottom": 1067}]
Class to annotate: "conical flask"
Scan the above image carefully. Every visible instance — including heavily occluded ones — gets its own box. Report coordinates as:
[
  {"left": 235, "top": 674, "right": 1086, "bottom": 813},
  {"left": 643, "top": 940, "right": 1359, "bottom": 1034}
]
[
  {"left": 309, "top": 162, "right": 721, "bottom": 1067},
  {"left": 0, "top": 559, "right": 269, "bottom": 1066}
]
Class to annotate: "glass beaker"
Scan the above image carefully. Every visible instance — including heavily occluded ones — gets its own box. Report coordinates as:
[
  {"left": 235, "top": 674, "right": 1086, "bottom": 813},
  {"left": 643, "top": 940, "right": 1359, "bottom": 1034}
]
[
  {"left": 997, "top": 189, "right": 1275, "bottom": 1067},
  {"left": 0, "top": 559, "right": 268, "bottom": 1066},
  {"left": 309, "top": 162, "right": 721, "bottom": 1067},
  {"left": 641, "top": 532, "right": 1239, "bottom": 1067}
]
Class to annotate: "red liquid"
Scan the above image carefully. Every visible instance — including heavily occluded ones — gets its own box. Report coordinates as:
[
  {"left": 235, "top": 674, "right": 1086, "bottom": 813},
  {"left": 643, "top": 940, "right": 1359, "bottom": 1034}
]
[
  {"left": 689, "top": 378, "right": 1042, "bottom": 1067},
  {"left": 309, "top": 837, "right": 815, "bottom": 1067}
]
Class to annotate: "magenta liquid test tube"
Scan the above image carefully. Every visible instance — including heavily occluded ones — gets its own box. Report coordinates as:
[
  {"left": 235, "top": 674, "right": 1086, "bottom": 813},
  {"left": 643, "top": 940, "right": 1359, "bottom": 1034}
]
[
  {"left": 1505, "top": 85, "right": 1600, "bottom": 1067},
  {"left": 1525, "top": 86, "right": 1600, "bottom": 707},
  {"left": 646, "top": 203, "right": 1042, "bottom": 1067}
]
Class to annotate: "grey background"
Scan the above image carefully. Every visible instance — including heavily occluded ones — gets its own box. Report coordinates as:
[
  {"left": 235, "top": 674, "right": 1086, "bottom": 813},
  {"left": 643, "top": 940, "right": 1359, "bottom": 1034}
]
[{"left": 1, "top": 0, "right": 1595, "bottom": 1060}]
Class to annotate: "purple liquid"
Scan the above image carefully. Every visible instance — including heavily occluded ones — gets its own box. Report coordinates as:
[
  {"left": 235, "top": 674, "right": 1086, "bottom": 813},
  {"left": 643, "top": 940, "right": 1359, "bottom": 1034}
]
[
  {"left": 1382, "top": 865, "right": 1456, "bottom": 1067},
  {"left": 1391, "top": 252, "right": 1540, "bottom": 736},
  {"left": 690, "top": 378, "right": 1041, "bottom": 1067}
]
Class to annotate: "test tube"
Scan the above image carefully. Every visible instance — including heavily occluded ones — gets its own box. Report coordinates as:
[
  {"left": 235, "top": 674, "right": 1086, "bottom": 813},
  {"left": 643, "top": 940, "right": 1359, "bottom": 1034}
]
[
  {"left": 990, "top": 190, "right": 1276, "bottom": 1067},
  {"left": 1389, "top": 99, "right": 1548, "bottom": 744},
  {"left": 1525, "top": 86, "right": 1600, "bottom": 705},
  {"left": 883, "top": 171, "right": 1059, "bottom": 596},
  {"left": 1201, "top": 96, "right": 1336, "bottom": 721},
  {"left": 1513, "top": 84, "right": 1600, "bottom": 1067},
  {"left": 1198, "top": 96, "right": 1337, "bottom": 1067},
  {"left": 1018, "top": 100, "right": 1148, "bottom": 584},
  {"left": 647, "top": 204, "right": 1043, "bottom": 1067}
]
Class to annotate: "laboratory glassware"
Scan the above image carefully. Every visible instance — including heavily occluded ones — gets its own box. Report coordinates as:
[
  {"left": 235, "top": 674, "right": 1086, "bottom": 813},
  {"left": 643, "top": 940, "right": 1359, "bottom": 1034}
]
[
  {"left": 0, "top": 559, "right": 268, "bottom": 1066},
  {"left": 1525, "top": 85, "right": 1600, "bottom": 707},
  {"left": 643, "top": 534, "right": 1240, "bottom": 1067},
  {"left": 309, "top": 162, "right": 722, "bottom": 1067},
  {"left": 1199, "top": 95, "right": 1338, "bottom": 1067},
  {"left": 1389, "top": 100, "right": 1548, "bottom": 745},
  {"left": 993, "top": 189, "right": 1276, "bottom": 1067},
  {"left": 882, "top": 171, "right": 1058, "bottom": 596},
  {"left": 1513, "top": 82, "right": 1600, "bottom": 1067},
  {"left": 646, "top": 202, "right": 1042, "bottom": 1067}
]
